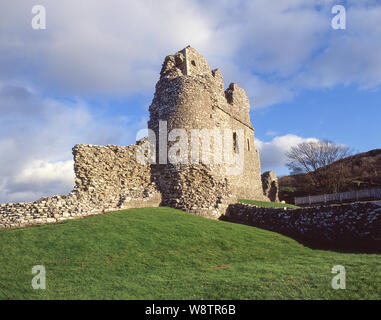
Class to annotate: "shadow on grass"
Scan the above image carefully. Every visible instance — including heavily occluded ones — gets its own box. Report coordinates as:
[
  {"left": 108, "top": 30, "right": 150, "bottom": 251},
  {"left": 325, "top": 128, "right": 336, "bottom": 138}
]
[{"left": 219, "top": 215, "right": 381, "bottom": 254}]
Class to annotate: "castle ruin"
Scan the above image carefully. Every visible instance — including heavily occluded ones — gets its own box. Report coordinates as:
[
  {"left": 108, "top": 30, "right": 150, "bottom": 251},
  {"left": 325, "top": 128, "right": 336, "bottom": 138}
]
[
  {"left": 0, "top": 46, "right": 271, "bottom": 228},
  {"left": 148, "top": 46, "right": 267, "bottom": 218}
]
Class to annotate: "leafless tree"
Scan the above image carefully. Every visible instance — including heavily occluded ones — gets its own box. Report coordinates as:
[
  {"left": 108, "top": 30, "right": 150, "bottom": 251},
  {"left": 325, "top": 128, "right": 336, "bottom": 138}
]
[
  {"left": 286, "top": 140, "right": 351, "bottom": 174},
  {"left": 286, "top": 140, "right": 352, "bottom": 193}
]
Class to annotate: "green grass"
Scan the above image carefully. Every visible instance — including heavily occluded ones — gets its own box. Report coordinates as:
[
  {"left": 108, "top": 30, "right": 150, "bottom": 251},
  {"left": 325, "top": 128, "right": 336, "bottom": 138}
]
[
  {"left": 0, "top": 207, "right": 379, "bottom": 300},
  {"left": 279, "top": 186, "right": 297, "bottom": 193},
  {"left": 238, "top": 199, "right": 300, "bottom": 209}
]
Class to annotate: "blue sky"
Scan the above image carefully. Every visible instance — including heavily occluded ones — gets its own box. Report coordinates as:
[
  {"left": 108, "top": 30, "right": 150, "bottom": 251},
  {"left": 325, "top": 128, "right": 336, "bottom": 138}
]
[
  {"left": 255, "top": 85, "right": 381, "bottom": 173},
  {"left": 0, "top": 0, "right": 380, "bottom": 202}
]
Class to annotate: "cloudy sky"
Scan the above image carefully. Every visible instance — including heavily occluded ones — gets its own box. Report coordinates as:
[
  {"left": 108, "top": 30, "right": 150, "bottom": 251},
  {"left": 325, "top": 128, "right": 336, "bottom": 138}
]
[{"left": 0, "top": 0, "right": 380, "bottom": 203}]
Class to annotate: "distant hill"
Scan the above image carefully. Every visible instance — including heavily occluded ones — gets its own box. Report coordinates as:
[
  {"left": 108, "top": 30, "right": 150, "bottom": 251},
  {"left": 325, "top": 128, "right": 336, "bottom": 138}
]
[{"left": 279, "top": 149, "right": 381, "bottom": 203}]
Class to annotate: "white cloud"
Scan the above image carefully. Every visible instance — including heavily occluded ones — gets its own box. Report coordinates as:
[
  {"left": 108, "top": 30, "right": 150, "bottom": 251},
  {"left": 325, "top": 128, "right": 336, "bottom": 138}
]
[
  {"left": 0, "top": 0, "right": 380, "bottom": 202},
  {"left": 13, "top": 160, "right": 74, "bottom": 185},
  {"left": 295, "top": 4, "right": 381, "bottom": 90},
  {"left": 0, "top": 0, "right": 214, "bottom": 98},
  {"left": 255, "top": 134, "right": 319, "bottom": 174},
  {"left": 1, "top": 1, "right": 380, "bottom": 107},
  {"left": 0, "top": 83, "right": 139, "bottom": 203},
  {"left": 2, "top": 160, "right": 75, "bottom": 203}
]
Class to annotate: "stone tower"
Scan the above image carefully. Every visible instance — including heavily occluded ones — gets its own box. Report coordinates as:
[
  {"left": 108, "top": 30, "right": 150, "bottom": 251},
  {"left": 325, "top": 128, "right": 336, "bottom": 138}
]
[
  {"left": 148, "top": 46, "right": 267, "bottom": 218},
  {"left": 0, "top": 46, "right": 269, "bottom": 228}
]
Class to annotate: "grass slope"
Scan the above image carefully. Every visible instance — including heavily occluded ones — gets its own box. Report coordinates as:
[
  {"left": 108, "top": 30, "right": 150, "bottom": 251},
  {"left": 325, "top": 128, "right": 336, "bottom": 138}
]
[
  {"left": 238, "top": 199, "right": 300, "bottom": 209},
  {"left": 0, "top": 207, "right": 379, "bottom": 300}
]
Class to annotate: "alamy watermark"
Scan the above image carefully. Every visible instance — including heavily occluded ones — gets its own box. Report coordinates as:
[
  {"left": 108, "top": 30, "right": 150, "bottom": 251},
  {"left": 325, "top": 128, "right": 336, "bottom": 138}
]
[
  {"left": 331, "top": 265, "right": 346, "bottom": 290},
  {"left": 32, "top": 265, "right": 46, "bottom": 290},
  {"left": 331, "top": 5, "right": 346, "bottom": 30},
  {"left": 136, "top": 121, "right": 246, "bottom": 176},
  {"left": 31, "top": 5, "right": 46, "bottom": 30},
  {"left": 30, "top": 4, "right": 345, "bottom": 31}
]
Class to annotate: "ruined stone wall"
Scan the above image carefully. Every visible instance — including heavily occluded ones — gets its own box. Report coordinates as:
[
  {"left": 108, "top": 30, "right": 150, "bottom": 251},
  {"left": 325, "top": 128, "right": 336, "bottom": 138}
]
[
  {"left": 225, "top": 203, "right": 381, "bottom": 249},
  {"left": 0, "top": 46, "right": 270, "bottom": 228},
  {"left": 148, "top": 46, "right": 266, "bottom": 218},
  {"left": 72, "top": 142, "right": 160, "bottom": 208},
  {"left": 261, "top": 171, "right": 279, "bottom": 202},
  {"left": 0, "top": 142, "right": 161, "bottom": 228},
  {"left": 151, "top": 164, "right": 236, "bottom": 219}
]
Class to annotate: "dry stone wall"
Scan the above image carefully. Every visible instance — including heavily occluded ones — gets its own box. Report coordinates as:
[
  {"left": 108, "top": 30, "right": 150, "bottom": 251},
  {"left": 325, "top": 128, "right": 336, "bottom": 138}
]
[
  {"left": 0, "top": 142, "right": 161, "bottom": 228},
  {"left": 225, "top": 202, "right": 381, "bottom": 250}
]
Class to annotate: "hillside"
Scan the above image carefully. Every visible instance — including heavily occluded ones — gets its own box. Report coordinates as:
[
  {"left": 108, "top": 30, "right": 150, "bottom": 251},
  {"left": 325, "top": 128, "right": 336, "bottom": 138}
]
[
  {"left": 0, "top": 207, "right": 380, "bottom": 300},
  {"left": 279, "top": 149, "right": 381, "bottom": 203}
]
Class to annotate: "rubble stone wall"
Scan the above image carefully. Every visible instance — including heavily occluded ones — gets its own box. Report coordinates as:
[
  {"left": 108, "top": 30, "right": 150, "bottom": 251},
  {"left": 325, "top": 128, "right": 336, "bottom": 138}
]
[
  {"left": 151, "top": 163, "right": 236, "bottom": 219},
  {"left": 0, "top": 46, "right": 272, "bottom": 228},
  {"left": 261, "top": 171, "right": 279, "bottom": 202},
  {"left": 225, "top": 203, "right": 381, "bottom": 248},
  {"left": 0, "top": 143, "right": 161, "bottom": 228}
]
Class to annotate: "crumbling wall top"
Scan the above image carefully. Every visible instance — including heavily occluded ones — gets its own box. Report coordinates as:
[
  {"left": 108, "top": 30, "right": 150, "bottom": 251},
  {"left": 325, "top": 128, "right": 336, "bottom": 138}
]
[
  {"left": 160, "top": 46, "right": 212, "bottom": 79},
  {"left": 225, "top": 83, "right": 250, "bottom": 111},
  {"left": 155, "top": 46, "right": 254, "bottom": 130},
  {"left": 182, "top": 46, "right": 211, "bottom": 76}
]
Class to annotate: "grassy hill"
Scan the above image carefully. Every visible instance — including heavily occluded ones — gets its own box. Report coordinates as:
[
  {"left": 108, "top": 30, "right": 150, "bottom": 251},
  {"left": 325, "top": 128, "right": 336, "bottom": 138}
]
[
  {"left": 279, "top": 149, "right": 381, "bottom": 203},
  {"left": 0, "top": 207, "right": 380, "bottom": 300}
]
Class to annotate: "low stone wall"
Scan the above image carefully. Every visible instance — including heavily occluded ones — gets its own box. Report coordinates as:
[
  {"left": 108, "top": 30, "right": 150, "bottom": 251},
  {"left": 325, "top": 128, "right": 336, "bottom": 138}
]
[
  {"left": 0, "top": 142, "right": 161, "bottom": 229},
  {"left": 0, "top": 192, "right": 161, "bottom": 229},
  {"left": 224, "top": 202, "right": 381, "bottom": 250}
]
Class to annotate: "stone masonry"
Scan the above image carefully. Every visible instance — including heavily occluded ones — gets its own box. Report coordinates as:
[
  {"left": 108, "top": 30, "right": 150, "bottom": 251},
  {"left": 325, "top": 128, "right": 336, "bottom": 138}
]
[
  {"left": 225, "top": 202, "right": 381, "bottom": 249},
  {"left": 261, "top": 170, "right": 279, "bottom": 202},
  {"left": 0, "top": 45, "right": 380, "bottom": 250},
  {"left": 0, "top": 141, "right": 161, "bottom": 228},
  {"left": 0, "top": 46, "right": 269, "bottom": 228},
  {"left": 148, "top": 46, "right": 267, "bottom": 218}
]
